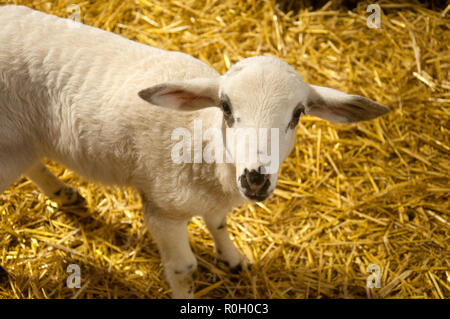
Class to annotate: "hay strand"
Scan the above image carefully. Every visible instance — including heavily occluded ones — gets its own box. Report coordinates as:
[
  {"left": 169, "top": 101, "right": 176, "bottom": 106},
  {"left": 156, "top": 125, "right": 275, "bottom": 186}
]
[{"left": 0, "top": 0, "right": 449, "bottom": 299}]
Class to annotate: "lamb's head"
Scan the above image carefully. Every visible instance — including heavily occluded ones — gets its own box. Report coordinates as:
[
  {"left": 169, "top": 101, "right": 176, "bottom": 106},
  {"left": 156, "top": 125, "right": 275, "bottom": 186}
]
[{"left": 138, "top": 56, "right": 390, "bottom": 202}]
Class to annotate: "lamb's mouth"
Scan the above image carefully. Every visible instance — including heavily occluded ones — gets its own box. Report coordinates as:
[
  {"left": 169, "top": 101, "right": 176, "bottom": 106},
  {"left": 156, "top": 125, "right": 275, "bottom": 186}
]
[
  {"left": 242, "top": 191, "right": 272, "bottom": 202},
  {"left": 238, "top": 174, "right": 272, "bottom": 202},
  {"left": 244, "top": 192, "right": 270, "bottom": 202}
]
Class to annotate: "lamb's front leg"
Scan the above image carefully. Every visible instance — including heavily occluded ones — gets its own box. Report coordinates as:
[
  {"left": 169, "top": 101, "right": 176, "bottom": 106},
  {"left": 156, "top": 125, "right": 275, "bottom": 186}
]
[
  {"left": 204, "top": 213, "right": 248, "bottom": 272},
  {"left": 143, "top": 203, "right": 197, "bottom": 299}
]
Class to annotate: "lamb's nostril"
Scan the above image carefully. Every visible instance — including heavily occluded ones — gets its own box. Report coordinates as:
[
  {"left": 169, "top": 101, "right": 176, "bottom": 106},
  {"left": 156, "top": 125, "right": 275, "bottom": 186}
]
[
  {"left": 240, "top": 168, "right": 271, "bottom": 200},
  {"left": 240, "top": 172, "right": 251, "bottom": 190},
  {"left": 246, "top": 169, "right": 268, "bottom": 186}
]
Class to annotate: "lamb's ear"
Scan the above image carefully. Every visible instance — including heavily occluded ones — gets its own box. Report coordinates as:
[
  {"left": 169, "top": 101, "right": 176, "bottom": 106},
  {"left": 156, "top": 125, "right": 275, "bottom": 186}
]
[
  {"left": 138, "top": 77, "right": 220, "bottom": 111},
  {"left": 305, "top": 84, "right": 390, "bottom": 123}
]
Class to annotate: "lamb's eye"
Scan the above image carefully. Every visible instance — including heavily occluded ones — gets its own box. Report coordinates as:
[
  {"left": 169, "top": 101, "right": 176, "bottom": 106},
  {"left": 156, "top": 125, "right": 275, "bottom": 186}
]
[
  {"left": 288, "top": 104, "right": 305, "bottom": 129},
  {"left": 220, "top": 94, "right": 234, "bottom": 127},
  {"left": 221, "top": 101, "right": 232, "bottom": 116},
  {"left": 293, "top": 105, "right": 304, "bottom": 120}
]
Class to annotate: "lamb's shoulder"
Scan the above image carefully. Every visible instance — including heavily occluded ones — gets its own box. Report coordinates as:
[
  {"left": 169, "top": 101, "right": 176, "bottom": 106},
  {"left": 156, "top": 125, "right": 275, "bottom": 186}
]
[{"left": 131, "top": 107, "right": 244, "bottom": 217}]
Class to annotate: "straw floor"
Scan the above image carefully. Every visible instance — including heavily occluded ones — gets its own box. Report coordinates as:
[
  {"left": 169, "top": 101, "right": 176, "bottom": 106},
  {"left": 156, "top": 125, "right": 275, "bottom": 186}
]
[{"left": 0, "top": 0, "right": 448, "bottom": 299}]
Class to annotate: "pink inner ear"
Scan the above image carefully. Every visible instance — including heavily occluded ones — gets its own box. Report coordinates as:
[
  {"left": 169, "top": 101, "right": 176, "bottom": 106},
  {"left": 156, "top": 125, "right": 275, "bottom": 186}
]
[
  {"left": 160, "top": 89, "right": 213, "bottom": 110},
  {"left": 331, "top": 105, "right": 348, "bottom": 116},
  {"left": 162, "top": 90, "right": 197, "bottom": 101}
]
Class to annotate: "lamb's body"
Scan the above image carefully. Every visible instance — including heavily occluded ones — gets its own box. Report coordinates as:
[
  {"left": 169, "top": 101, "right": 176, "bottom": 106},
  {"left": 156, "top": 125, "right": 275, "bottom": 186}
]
[
  {"left": 0, "top": 5, "right": 243, "bottom": 217},
  {"left": 0, "top": 5, "right": 390, "bottom": 298},
  {"left": 1, "top": 5, "right": 246, "bottom": 298}
]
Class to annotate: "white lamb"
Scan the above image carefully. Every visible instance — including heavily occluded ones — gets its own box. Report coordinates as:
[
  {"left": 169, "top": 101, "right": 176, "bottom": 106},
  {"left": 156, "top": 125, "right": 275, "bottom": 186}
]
[{"left": 0, "top": 5, "right": 389, "bottom": 298}]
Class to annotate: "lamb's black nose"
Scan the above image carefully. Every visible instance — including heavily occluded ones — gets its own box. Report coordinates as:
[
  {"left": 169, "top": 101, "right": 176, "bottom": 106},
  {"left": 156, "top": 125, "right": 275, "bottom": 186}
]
[
  {"left": 240, "top": 167, "right": 270, "bottom": 194},
  {"left": 246, "top": 168, "right": 266, "bottom": 186}
]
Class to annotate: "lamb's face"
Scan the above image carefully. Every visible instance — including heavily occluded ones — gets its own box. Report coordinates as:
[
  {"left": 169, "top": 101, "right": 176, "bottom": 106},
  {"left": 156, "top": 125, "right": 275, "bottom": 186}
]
[
  {"left": 138, "top": 55, "right": 389, "bottom": 203},
  {"left": 219, "top": 57, "right": 309, "bottom": 201}
]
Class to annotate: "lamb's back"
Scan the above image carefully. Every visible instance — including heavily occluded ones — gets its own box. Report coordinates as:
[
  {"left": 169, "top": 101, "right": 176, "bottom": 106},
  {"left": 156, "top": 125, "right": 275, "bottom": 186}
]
[{"left": 0, "top": 5, "right": 221, "bottom": 188}]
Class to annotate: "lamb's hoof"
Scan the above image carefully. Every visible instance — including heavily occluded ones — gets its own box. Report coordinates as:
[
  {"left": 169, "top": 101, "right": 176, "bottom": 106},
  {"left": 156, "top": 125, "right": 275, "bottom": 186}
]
[
  {"left": 65, "top": 192, "right": 86, "bottom": 206},
  {"left": 56, "top": 187, "right": 86, "bottom": 207},
  {"left": 225, "top": 260, "right": 250, "bottom": 274},
  {"left": 230, "top": 263, "right": 243, "bottom": 274}
]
